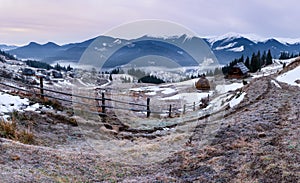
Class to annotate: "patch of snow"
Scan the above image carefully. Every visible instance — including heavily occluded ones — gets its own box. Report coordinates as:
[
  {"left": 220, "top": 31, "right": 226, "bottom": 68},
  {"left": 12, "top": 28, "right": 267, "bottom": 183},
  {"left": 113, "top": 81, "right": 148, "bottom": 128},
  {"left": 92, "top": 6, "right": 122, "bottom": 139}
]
[
  {"left": 126, "top": 42, "right": 135, "bottom": 48},
  {"left": 130, "top": 86, "right": 177, "bottom": 96},
  {"left": 206, "top": 32, "right": 242, "bottom": 45},
  {"left": 252, "top": 60, "right": 287, "bottom": 78},
  {"left": 271, "top": 80, "right": 282, "bottom": 89},
  {"left": 58, "top": 80, "right": 73, "bottom": 86},
  {"left": 276, "top": 66, "right": 300, "bottom": 87},
  {"left": 228, "top": 46, "right": 244, "bottom": 52},
  {"left": 216, "top": 83, "right": 243, "bottom": 94},
  {"left": 94, "top": 47, "right": 107, "bottom": 52},
  {"left": 274, "top": 37, "right": 300, "bottom": 44},
  {"left": 229, "top": 92, "right": 246, "bottom": 108},
  {"left": 205, "top": 32, "right": 300, "bottom": 44},
  {"left": 161, "top": 88, "right": 176, "bottom": 95},
  {"left": 113, "top": 39, "right": 122, "bottom": 44},
  {"left": 0, "top": 92, "right": 37, "bottom": 120},
  {"left": 130, "top": 86, "right": 161, "bottom": 92},
  {"left": 24, "top": 103, "right": 40, "bottom": 112},
  {"left": 214, "top": 42, "right": 237, "bottom": 50},
  {"left": 160, "top": 92, "right": 212, "bottom": 104},
  {"left": 145, "top": 91, "right": 157, "bottom": 96},
  {"left": 177, "top": 51, "right": 183, "bottom": 55},
  {"left": 172, "top": 78, "right": 199, "bottom": 87}
]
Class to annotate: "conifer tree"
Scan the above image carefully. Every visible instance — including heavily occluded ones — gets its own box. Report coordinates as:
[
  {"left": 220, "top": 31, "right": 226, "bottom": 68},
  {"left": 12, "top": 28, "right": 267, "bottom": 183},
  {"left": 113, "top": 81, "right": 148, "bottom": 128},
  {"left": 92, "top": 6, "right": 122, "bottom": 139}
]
[
  {"left": 266, "top": 49, "right": 273, "bottom": 65},
  {"left": 261, "top": 51, "right": 266, "bottom": 66},
  {"left": 245, "top": 56, "right": 250, "bottom": 70}
]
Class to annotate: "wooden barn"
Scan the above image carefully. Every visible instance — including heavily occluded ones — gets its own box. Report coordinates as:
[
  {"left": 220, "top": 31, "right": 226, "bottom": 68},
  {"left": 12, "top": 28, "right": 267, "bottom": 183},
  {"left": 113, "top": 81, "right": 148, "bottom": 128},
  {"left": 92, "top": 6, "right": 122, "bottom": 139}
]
[{"left": 227, "top": 62, "right": 249, "bottom": 79}]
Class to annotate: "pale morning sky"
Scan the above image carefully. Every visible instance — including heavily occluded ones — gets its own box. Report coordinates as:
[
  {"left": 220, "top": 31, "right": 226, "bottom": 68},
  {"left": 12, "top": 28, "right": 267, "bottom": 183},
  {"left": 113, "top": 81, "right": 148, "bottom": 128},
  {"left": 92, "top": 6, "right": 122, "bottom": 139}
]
[{"left": 0, "top": 0, "right": 299, "bottom": 46}]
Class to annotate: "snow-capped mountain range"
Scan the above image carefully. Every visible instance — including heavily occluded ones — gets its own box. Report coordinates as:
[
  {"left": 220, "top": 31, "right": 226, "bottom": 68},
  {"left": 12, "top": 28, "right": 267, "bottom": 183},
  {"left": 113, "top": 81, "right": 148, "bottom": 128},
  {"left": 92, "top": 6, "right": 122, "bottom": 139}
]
[{"left": 3, "top": 33, "right": 300, "bottom": 66}]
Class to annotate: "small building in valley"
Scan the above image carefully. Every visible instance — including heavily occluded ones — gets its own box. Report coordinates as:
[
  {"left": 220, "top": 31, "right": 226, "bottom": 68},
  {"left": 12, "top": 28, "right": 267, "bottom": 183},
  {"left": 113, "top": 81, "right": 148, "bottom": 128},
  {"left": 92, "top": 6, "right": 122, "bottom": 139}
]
[{"left": 227, "top": 62, "right": 249, "bottom": 79}]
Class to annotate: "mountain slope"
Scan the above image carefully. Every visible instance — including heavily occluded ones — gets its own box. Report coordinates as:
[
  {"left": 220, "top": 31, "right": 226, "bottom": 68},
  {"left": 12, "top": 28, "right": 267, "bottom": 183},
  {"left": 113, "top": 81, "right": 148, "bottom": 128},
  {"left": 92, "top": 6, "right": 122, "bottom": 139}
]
[
  {"left": 204, "top": 34, "right": 300, "bottom": 64},
  {"left": 7, "top": 34, "right": 300, "bottom": 65},
  {"left": 0, "top": 44, "right": 18, "bottom": 51}
]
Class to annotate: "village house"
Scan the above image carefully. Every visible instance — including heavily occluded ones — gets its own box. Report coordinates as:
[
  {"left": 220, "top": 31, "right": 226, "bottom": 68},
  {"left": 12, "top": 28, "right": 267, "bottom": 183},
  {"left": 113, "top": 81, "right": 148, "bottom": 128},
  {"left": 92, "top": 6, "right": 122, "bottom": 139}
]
[{"left": 227, "top": 62, "right": 249, "bottom": 79}]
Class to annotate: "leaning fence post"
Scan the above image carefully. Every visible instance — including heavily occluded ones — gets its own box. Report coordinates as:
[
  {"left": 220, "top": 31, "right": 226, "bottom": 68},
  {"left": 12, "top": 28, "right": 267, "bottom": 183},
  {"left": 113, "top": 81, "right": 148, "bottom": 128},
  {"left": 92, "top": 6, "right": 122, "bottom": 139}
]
[
  {"left": 101, "top": 92, "right": 106, "bottom": 113},
  {"left": 193, "top": 102, "right": 196, "bottom": 111},
  {"left": 169, "top": 104, "right": 172, "bottom": 118},
  {"left": 40, "top": 77, "right": 44, "bottom": 99},
  {"left": 147, "top": 98, "right": 150, "bottom": 118}
]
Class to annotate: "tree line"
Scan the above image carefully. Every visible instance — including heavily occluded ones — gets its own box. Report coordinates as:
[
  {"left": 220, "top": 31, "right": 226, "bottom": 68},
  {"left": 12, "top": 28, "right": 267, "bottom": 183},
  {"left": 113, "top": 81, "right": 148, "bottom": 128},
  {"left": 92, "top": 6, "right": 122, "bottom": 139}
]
[
  {"left": 0, "top": 50, "right": 16, "bottom": 61},
  {"left": 0, "top": 50, "right": 73, "bottom": 72},
  {"left": 25, "top": 61, "right": 72, "bottom": 72},
  {"left": 279, "top": 51, "right": 300, "bottom": 60},
  {"left": 222, "top": 49, "right": 273, "bottom": 74}
]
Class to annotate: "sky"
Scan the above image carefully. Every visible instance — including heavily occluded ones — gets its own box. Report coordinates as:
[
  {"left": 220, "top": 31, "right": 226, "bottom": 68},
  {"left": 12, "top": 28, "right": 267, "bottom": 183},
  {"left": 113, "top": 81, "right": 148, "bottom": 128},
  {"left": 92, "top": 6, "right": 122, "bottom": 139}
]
[{"left": 1, "top": 0, "right": 300, "bottom": 46}]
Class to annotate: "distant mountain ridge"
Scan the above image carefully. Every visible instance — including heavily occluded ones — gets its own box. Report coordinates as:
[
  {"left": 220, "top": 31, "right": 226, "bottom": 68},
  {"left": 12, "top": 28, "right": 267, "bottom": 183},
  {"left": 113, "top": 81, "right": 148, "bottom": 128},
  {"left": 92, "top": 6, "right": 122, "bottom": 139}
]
[
  {"left": 0, "top": 44, "right": 18, "bottom": 51},
  {"left": 6, "top": 33, "right": 300, "bottom": 66}
]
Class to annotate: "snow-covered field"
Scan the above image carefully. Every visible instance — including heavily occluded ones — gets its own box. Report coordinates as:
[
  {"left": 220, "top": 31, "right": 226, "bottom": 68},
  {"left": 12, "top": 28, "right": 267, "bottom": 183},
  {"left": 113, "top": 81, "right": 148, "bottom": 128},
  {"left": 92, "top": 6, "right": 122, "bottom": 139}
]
[{"left": 276, "top": 66, "right": 300, "bottom": 87}]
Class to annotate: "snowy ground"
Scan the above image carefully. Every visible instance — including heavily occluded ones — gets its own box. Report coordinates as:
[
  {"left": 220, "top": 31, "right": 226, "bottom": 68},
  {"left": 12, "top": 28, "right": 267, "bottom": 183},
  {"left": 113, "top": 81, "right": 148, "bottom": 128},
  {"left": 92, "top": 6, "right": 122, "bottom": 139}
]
[
  {"left": 276, "top": 66, "right": 300, "bottom": 87},
  {"left": 215, "top": 82, "right": 243, "bottom": 93},
  {"left": 229, "top": 92, "right": 246, "bottom": 108},
  {"left": 252, "top": 58, "right": 296, "bottom": 78},
  {"left": 160, "top": 92, "right": 212, "bottom": 104},
  {"left": 0, "top": 92, "right": 41, "bottom": 120}
]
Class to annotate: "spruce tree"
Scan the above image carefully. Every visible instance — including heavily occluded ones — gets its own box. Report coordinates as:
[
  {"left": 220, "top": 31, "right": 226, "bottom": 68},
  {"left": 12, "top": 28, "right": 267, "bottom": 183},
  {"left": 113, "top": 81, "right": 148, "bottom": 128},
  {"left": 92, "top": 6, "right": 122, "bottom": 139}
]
[
  {"left": 266, "top": 49, "right": 273, "bottom": 65},
  {"left": 261, "top": 51, "right": 266, "bottom": 66},
  {"left": 257, "top": 51, "right": 261, "bottom": 71},
  {"left": 250, "top": 53, "right": 256, "bottom": 72},
  {"left": 238, "top": 55, "right": 244, "bottom": 63},
  {"left": 245, "top": 56, "right": 250, "bottom": 70}
]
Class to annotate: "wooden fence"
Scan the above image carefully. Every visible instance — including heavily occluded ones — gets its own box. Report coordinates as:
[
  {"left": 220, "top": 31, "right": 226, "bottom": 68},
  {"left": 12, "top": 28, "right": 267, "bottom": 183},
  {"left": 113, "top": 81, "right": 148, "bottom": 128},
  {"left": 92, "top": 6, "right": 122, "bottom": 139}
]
[{"left": 0, "top": 75, "right": 206, "bottom": 118}]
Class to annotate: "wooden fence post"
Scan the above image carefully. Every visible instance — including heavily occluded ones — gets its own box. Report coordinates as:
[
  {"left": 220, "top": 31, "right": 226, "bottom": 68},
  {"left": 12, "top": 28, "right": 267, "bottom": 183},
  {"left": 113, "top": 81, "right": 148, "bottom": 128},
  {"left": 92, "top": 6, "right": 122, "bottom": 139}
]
[
  {"left": 193, "top": 102, "right": 196, "bottom": 111},
  {"left": 183, "top": 104, "right": 186, "bottom": 114},
  {"left": 169, "top": 104, "right": 172, "bottom": 118},
  {"left": 147, "top": 98, "right": 150, "bottom": 118},
  {"left": 101, "top": 92, "right": 106, "bottom": 113},
  {"left": 40, "top": 77, "right": 44, "bottom": 99}
]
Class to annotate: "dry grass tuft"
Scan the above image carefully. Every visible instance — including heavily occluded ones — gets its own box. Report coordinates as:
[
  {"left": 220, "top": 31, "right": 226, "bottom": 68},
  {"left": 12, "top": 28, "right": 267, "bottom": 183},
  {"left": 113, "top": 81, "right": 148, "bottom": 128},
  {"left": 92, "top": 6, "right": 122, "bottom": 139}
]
[
  {"left": 0, "top": 119, "right": 17, "bottom": 139},
  {"left": 0, "top": 118, "right": 35, "bottom": 144}
]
